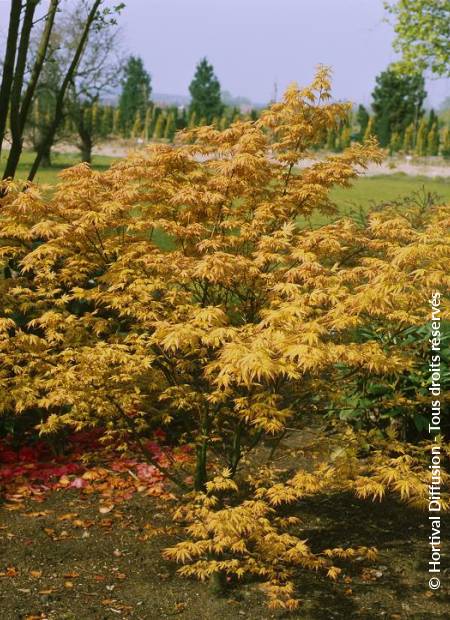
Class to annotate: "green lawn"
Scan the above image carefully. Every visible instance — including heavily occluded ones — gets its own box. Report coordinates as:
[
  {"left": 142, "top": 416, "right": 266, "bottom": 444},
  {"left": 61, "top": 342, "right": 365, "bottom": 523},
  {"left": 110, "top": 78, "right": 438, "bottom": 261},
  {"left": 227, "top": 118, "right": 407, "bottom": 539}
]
[
  {"left": 2, "top": 150, "right": 449, "bottom": 219},
  {"left": 0, "top": 150, "right": 117, "bottom": 186}
]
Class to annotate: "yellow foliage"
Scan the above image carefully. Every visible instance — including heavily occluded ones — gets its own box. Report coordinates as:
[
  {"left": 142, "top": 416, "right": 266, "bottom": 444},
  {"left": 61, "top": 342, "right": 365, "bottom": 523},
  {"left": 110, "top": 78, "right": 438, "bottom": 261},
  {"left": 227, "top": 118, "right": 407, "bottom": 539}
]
[{"left": 1, "top": 68, "right": 449, "bottom": 611}]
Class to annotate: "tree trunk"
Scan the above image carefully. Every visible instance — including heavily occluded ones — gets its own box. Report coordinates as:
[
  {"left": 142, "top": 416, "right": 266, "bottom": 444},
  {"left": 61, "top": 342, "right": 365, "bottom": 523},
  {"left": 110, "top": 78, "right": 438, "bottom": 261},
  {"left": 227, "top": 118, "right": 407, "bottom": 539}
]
[
  {"left": 0, "top": 1, "right": 22, "bottom": 161},
  {"left": 40, "top": 145, "right": 52, "bottom": 168},
  {"left": 208, "top": 571, "right": 226, "bottom": 596},
  {"left": 80, "top": 134, "right": 93, "bottom": 163},
  {"left": 2, "top": 0, "right": 39, "bottom": 181},
  {"left": 19, "top": 0, "right": 60, "bottom": 133}
]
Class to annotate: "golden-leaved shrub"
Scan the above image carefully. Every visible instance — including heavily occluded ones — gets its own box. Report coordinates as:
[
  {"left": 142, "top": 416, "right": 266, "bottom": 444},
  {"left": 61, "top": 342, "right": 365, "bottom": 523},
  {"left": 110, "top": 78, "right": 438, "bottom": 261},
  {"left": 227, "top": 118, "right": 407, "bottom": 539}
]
[{"left": 1, "top": 67, "right": 449, "bottom": 609}]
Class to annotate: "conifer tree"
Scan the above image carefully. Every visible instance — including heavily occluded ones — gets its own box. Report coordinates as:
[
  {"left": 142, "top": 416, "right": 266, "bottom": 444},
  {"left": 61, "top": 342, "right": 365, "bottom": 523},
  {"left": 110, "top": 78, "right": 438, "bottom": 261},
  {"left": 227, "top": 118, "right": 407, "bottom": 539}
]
[
  {"left": 371, "top": 67, "right": 426, "bottom": 146},
  {"left": 427, "top": 122, "right": 440, "bottom": 156},
  {"left": 339, "top": 125, "right": 352, "bottom": 150},
  {"left": 219, "top": 113, "right": 229, "bottom": 131},
  {"left": 189, "top": 58, "right": 223, "bottom": 124},
  {"left": 403, "top": 123, "right": 415, "bottom": 153},
  {"left": 119, "top": 56, "right": 151, "bottom": 136},
  {"left": 363, "top": 117, "right": 374, "bottom": 141},
  {"left": 441, "top": 126, "right": 450, "bottom": 158},
  {"left": 356, "top": 104, "right": 370, "bottom": 141},
  {"left": 152, "top": 112, "right": 166, "bottom": 140},
  {"left": 164, "top": 112, "right": 176, "bottom": 141},
  {"left": 131, "top": 110, "right": 142, "bottom": 139},
  {"left": 188, "top": 110, "right": 197, "bottom": 129},
  {"left": 427, "top": 109, "right": 437, "bottom": 132},
  {"left": 144, "top": 106, "right": 153, "bottom": 142},
  {"left": 389, "top": 131, "right": 402, "bottom": 155},
  {"left": 415, "top": 117, "right": 428, "bottom": 156},
  {"left": 104, "top": 106, "right": 114, "bottom": 136},
  {"left": 326, "top": 127, "right": 336, "bottom": 151},
  {"left": 113, "top": 108, "right": 121, "bottom": 136}
]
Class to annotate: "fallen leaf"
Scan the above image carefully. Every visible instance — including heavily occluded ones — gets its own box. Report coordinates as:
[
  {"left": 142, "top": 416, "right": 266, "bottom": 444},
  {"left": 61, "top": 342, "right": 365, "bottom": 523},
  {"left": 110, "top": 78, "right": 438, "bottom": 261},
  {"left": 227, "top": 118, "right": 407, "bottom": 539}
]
[
  {"left": 63, "top": 571, "right": 80, "bottom": 578},
  {"left": 30, "top": 570, "right": 43, "bottom": 578},
  {"left": 64, "top": 581, "right": 74, "bottom": 589},
  {"left": 99, "top": 504, "right": 114, "bottom": 514},
  {"left": 58, "top": 513, "right": 78, "bottom": 522}
]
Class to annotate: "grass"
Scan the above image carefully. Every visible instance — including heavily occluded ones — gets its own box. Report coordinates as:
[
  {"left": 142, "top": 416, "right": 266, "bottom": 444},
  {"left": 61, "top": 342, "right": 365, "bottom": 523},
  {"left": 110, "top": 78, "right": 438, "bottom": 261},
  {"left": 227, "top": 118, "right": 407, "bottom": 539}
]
[{"left": 0, "top": 150, "right": 117, "bottom": 186}]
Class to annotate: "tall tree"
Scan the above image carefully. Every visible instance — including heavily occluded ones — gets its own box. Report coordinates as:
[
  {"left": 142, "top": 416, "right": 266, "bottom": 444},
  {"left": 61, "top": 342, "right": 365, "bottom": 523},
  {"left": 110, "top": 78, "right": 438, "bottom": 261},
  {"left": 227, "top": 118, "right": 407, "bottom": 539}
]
[
  {"left": 415, "top": 117, "right": 428, "bottom": 156},
  {"left": 427, "top": 122, "right": 440, "bottom": 156},
  {"left": 27, "top": 0, "right": 104, "bottom": 181},
  {"left": 189, "top": 58, "right": 223, "bottom": 124},
  {"left": 118, "top": 56, "right": 151, "bottom": 136},
  {"left": 64, "top": 3, "right": 124, "bottom": 163},
  {"left": 385, "top": 0, "right": 450, "bottom": 77},
  {"left": 356, "top": 105, "right": 370, "bottom": 142},
  {"left": 0, "top": 1, "right": 23, "bottom": 161},
  {"left": 371, "top": 67, "right": 426, "bottom": 147},
  {"left": 2, "top": 0, "right": 60, "bottom": 179}
]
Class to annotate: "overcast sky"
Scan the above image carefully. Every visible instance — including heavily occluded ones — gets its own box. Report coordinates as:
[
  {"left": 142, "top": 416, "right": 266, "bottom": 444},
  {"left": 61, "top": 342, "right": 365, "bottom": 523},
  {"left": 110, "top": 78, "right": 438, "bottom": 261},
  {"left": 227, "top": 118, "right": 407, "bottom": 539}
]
[{"left": 120, "top": 0, "right": 449, "bottom": 108}]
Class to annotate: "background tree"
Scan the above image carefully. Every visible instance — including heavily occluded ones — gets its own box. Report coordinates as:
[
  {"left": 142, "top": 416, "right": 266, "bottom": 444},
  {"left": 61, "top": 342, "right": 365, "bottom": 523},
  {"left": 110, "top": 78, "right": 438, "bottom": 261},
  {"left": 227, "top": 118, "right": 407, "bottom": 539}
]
[
  {"left": 1, "top": 0, "right": 60, "bottom": 180},
  {"left": 371, "top": 67, "right": 426, "bottom": 147},
  {"left": 385, "top": 0, "right": 450, "bottom": 77},
  {"left": 389, "top": 131, "right": 402, "bottom": 155},
  {"left": 403, "top": 123, "right": 415, "bottom": 154},
  {"left": 22, "top": 1, "right": 122, "bottom": 167},
  {"left": 189, "top": 58, "right": 224, "bottom": 124},
  {"left": 152, "top": 112, "right": 166, "bottom": 140},
  {"left": 0, "top": 0, "right": 23, "bottom": 162},
  {"left": 415, "top": 117, "right": 428, "bottom": 156},
  {"left": 65, "top": 3, "right": 124, "bottom": 163},
  {"left": 441, "top": 126, "right": 450, "bottom": 158},
  {"left": 356, "top": 104, "right": 370, "bottom": 142},
  {"left": 118, "top": 56, "right": 151, "bottom": 137},
  {"left": 164, "top": 111, "right": 176, "bottom": 141},
  {"left": 363, "top": 116, "right": 374, "bottom": 141},
  {"left": 427, "top": 122, "right": 440, "bottom": 156},
  {"left": 27, "top": 1, "right": 126, "bottom": 181}
]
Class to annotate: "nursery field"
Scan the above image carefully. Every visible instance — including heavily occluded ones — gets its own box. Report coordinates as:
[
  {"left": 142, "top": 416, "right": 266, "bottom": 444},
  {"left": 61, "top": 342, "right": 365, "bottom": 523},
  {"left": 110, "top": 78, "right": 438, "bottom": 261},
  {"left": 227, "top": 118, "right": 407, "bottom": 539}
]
[{"left": 2, "top": 150, "right": 450, "bottom": 213}]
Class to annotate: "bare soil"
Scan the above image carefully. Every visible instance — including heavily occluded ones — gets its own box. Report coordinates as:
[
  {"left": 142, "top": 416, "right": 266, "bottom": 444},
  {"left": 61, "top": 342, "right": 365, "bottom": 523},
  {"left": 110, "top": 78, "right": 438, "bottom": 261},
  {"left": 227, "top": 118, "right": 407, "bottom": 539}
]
[{"left": 1, "top": 485, "right": 449, "bottom": 620}]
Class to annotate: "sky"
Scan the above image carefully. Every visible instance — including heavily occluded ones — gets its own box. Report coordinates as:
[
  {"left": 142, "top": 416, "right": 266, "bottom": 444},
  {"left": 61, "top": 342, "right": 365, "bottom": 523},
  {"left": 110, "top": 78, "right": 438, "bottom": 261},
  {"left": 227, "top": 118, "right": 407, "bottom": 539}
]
[{"left": 119, "top": 0, "right": 449, "bottom": 108}]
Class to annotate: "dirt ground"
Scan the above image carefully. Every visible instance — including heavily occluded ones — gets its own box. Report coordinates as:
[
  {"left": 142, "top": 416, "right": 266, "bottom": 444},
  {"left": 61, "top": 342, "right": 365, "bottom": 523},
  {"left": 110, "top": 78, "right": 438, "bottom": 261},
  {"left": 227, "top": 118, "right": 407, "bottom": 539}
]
[{"left": 1, "top": 486, "right": 448, "bottom": 620}]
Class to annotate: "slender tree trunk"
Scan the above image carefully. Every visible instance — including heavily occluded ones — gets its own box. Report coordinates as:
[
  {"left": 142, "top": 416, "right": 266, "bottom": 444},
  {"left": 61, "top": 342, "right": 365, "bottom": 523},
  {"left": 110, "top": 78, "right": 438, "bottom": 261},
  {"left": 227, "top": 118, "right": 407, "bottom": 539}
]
[
  {"left": 20, "top": 0, "right": 59, "bottom": 132},
  {"left": 40, "top": 144, "right": 52, "bottom": 168},
  {"left": 2, "top": 0, "right": 39, "bottom": 181},
  {"left": 78, "top": 126, "right": 93, "bottom": 163},
  {"left": 194, "top": 441, "right": 208, "bottom": 492},
  {"left": 0, "top": 0, "right": 22, "bottom": 161},
  {"left": 28, "top": 0, "right": 102, "bottom": 182}
]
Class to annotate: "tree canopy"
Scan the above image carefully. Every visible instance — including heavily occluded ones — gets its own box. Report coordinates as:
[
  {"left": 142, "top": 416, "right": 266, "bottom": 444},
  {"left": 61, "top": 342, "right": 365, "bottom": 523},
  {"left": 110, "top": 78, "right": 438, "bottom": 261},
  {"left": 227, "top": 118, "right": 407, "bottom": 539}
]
[
  {"left": 118, "top": 56, "right": 152, "bottom": 135},
  {"left": 385, "top": 0, "right": 450, "bottom": 77},
  {"left": 371, "top": 66, "right": 426, "bottom": 147},
  {"left": 188, "top": 57, "right": 223, "bottom": 124}
]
